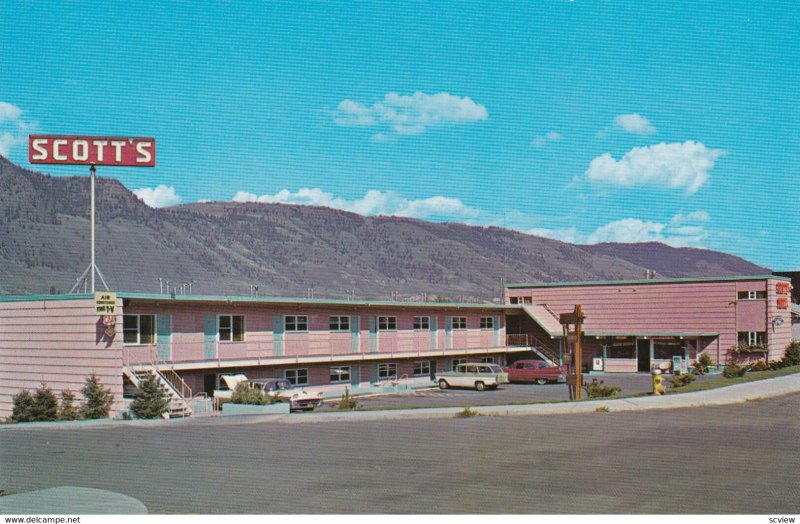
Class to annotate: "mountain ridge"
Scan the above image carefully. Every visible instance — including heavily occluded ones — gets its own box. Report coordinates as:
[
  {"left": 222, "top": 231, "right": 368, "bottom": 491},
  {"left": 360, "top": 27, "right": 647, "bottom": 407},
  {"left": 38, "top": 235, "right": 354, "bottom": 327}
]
[{"left": 0, "top": 156, "right": 769, "bottom": 300}]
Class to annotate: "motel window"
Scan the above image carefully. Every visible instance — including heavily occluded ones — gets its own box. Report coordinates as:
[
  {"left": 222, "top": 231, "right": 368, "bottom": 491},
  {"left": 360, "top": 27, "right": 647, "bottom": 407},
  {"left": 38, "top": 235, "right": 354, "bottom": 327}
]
[
  {"left": 451, "top": 358, "right": 468, "bottom": 370},
  {"left": 378, "top": 363, "right": 397, "bottom": 380},
  {"left": 123, "top": 314, "right": 155, "bottom": 345},
  {"left": 605, "top": 338, "right": 636, "bottom": 359},
  {"left": 480, "top": 356, "right": 495, "bottom": 364},
  {"left": 738, "top": 332, "right": 766, "bottom": 346},
  {"left": 330, "top": 366, "right": 351, "bottom": 383},
  {"left": 413, "top": 316, "right": 430, "bottom": 330},
  {"left": 284, "top": 368, "right": 309, "bottom": 386},
  {"left": 413, "top": 361, "right": 431, "bottom": 376},
  {"left": 511, "top": 296, "right": 532, "bottom": 304},
  {"left": 653, "top": 338, "right": 684, "bottom": 360},
  {"left": 329, "top": 316, "right": 350, "bottom": 331},
  {"left": 452, "top": 317, "right": 467, "bottom": 329},
  {"left": 219, "top": 315, "right": 245, "bottom": 342},
  {"left": 378, "top": 317, "right": 397, "bottom": 331},
  {"left": 509, "top": 297, "right": 518, "bottom": 304},
  {"left": 480, "top": 317, "right": 494, "bottom": 329},
  {"left": 285, "top": 315, "right": 308, "bottom": 332},
  {"left": 737, "top": 290, "right": 767, "bottom": 300}
]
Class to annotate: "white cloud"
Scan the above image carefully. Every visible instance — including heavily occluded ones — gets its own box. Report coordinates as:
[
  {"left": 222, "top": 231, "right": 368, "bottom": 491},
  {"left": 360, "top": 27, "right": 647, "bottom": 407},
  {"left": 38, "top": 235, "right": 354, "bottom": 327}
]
[
  {"left": 134, "top": 185, "right": 183, "bottom": 208},
  {"left": 526, "top": 212, "right": 710, "bottom": 247},
  {"left": 585, "top": 141, "right": 725, "bottom": 194},
  {"left": 233, "top": 187, "right": 479, "bottom": 220},
  {"left": 531, "top": 131, "right": 563, "bottom": 148},
  {"left": 334, "top": 91, "right": 488, "bottom": 136},
  {"left": 614, "top": 113, "right": 657, "bottom": 134},
  {"left": 0, "top": 101, "right": 36, "bottom": 157}
]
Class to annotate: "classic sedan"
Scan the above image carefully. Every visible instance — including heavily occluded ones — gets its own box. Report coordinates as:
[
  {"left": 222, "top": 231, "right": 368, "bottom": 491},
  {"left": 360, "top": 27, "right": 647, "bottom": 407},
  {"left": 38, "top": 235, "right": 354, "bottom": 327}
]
[{"left": 503, "top": 360, "right": 567, "bottom": 384}]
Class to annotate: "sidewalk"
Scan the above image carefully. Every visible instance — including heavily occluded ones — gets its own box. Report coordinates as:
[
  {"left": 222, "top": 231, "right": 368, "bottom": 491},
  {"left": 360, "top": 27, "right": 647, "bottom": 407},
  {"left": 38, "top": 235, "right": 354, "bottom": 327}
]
[{"left": 2, "top": 373, "right": 798, "bottom": 430}]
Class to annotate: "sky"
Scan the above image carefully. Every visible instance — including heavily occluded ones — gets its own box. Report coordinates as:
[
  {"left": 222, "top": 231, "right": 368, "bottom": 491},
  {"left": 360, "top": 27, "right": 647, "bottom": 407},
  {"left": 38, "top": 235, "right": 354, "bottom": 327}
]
[{"left": 0, "top": 1, "right": 797, "bottom": 269}]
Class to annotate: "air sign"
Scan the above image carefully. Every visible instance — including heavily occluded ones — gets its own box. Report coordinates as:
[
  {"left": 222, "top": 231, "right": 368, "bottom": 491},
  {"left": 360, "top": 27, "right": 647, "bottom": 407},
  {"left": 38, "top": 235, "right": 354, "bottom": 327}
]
[{"left": 28, "top": 135, "right": 156, "bottom": 167}]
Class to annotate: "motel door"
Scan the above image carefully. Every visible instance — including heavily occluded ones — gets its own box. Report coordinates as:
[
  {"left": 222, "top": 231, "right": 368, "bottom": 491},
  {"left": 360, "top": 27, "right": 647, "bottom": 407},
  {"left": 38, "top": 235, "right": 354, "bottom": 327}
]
[{"left": 637, "top": 339, "right": 651, "bottom": 372}]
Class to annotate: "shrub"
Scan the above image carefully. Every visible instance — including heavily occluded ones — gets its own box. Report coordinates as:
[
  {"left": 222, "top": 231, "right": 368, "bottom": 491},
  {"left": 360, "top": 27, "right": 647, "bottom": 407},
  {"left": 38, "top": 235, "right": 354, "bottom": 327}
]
[
  {"left": 595, "top": 406, "right": 610, "bottom": 413},
  {"left": 80, "top": 373, "right": 115, "bottom": 419},
  {"left": 769, "top": 359, "right": 787, "bottom": 371},
  {"left": 455, "top": 406, "right": 480, "bottom": 418},
  {"left": 784, "top": 341, "right": 800, "bottom": 367},
  {"left": 668, "top": 372, "right": 696, "bottom": 389},
  {"left": 130, "top": 374, "right": 170, "bottom": 419},
  {"left": 723, "top": 362, "right": 747, "bottom": 378},
  {"left": 337, "top": 388, "right": 359, "bottom": 410},
  {"left": 11, "top": 390, "right": 35, "bottom": 423},
  {"left": 749, "top": 360, "right": 770, "bottom": 372},
  {"left": 58, "top": 390, "right": 80, "bottom": 420},
  {"left": 583, "top": 378, "right": 621, "bottom": 398},
  {"left": 230, "top": 383, "right": 267, "bottom": 405},
  {"left": 11, "top": 384, "right": 60, "bottom": 422},
  {"left": 693, "top": 352, "right": 714, "bottom": 375},
  {"left": 32, "top": 384, "right": 59, "bottom": 421}
]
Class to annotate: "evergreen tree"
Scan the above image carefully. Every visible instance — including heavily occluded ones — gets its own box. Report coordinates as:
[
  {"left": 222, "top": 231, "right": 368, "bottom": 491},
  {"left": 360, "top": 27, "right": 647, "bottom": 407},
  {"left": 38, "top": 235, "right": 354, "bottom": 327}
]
[
  {"left": 80, "top": 373, "right": 114, "bottom": 419},
  {"left": 58, "top": 389, "right": 80, "bottom": 420},
  {"left": 129, "top": 373, "right": 170, "bottom": 419},
  {"left": 11, "top": 389, "right": 35, "bottom": 422},
  {"left": 32, "top": 383, "right": 58, "bottom": 421}
]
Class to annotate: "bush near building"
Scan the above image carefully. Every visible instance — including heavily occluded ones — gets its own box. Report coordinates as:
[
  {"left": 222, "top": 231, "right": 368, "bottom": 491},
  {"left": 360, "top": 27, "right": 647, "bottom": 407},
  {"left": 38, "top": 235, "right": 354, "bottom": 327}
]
[
  {"left": 784, "top": 341, "right": 800, "bottom": 367},
  {"left": 669, "top": 372, "right": 696, "bottom": 389},
  {"left": 583, "top": 378, "right": 621, "bottom": 398},
  {"left": 58, "top": 390, "right": 80, "bottom": 420},
  {"left": 10, "top": 384, "right": 59, "bottom": 422},
  {"left": 230, "top": 383, "right": 268, "bottom": 405},
  {"left": 80, "top": 373, "right": 115, "bottom": 419},
  {"left": 692, "top": 352, "right": 714, "bottom": 375},
  {"left": 723, "top": 362, "right": 748, "bottom": 378},
  {"left": 129, "top": 373, "right": 170, "bottom": 419}
]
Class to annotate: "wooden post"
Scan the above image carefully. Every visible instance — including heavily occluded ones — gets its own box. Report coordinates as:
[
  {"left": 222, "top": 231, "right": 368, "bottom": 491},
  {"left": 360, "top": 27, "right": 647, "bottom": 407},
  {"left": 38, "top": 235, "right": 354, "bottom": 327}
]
[{"left": 575, "top": 304, "right": 583, "bottom": 400}]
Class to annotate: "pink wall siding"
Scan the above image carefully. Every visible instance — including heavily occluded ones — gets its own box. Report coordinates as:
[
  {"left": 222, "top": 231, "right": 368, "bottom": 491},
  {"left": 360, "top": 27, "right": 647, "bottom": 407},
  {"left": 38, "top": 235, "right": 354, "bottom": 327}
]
[
  {"left": 507, "top": 278, "right": 793, "bottom": 366},
  {"left": 0, "top": 298, "right": 124, "bottom": 419},
  {"left": 123, "top": 302, "right": 506, "bottom": 365}
]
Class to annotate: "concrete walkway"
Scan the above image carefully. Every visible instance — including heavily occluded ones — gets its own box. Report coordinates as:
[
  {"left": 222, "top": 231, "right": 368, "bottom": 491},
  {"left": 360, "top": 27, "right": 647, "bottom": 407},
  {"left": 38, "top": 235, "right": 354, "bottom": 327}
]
[{"left": 2, "top": 373, "right": 798, "bottom": 430}]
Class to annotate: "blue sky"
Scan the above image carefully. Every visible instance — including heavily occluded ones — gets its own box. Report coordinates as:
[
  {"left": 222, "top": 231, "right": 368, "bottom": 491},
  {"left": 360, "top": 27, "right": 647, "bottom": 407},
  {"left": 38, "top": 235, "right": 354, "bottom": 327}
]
[{"left": 0, "top": 1, "right": 797, "bottom": 269}]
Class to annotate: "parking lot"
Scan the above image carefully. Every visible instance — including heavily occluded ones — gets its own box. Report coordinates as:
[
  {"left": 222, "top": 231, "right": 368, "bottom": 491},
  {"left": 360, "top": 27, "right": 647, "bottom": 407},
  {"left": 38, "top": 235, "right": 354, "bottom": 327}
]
[{"left": 317, "top": 372, "right": 718, "bottom": 411}]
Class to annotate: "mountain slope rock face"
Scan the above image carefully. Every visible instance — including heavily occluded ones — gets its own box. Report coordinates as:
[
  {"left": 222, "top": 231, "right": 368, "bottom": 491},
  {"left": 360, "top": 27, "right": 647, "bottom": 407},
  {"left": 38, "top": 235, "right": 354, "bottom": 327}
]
[{"left": 0, "top": 156, "right": 769, "bottom": 299}]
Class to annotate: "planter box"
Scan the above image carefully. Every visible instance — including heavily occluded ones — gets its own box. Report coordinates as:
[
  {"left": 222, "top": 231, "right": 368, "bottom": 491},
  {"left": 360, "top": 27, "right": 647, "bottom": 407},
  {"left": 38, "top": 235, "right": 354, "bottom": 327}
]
[{"left": 221, "top": 403, "right": 290, "bottom": 416}]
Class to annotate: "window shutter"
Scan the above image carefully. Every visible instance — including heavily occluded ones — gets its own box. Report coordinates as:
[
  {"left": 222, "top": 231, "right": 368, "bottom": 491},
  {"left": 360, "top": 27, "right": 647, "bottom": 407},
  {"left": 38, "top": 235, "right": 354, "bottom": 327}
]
[
  {"left": 273, "top": 316, "right": 285, "bottom": 356},
  {"left": 369, "top": 316, "right": 378, "bottom": 353},
  {"left": 430, "top": 316, "right": 438, "bottom": 349},
  {"left": 369, "top": 363, "right": 378, "bottom": 384},
  {"left": 156, "top": 314, "right": 172, "bottom": 361},
  {"left": 445, "top": 316, "right": 453, "bottom": 349},
  {"left": 350, "top": 365, "right": 360, "bottom": 386},
  {"left": 493, "top": 316, "right": 501, "bottom": 347},
  {"left": 203, "top": 316, "right": 217, "bottom": 359},
  {"left": 350, "top": 315, "right": 361, "bottom": 353}
]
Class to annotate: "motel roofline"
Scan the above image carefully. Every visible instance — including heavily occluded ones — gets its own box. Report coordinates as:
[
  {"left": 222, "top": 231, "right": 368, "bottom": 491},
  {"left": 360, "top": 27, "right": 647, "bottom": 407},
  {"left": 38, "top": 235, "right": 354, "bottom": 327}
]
[
  {"left": 505, "top": 274, "right": 790, "bottom": 289},
  {"left": 0, "top": 291, "right": 520, "bottom": 311}
]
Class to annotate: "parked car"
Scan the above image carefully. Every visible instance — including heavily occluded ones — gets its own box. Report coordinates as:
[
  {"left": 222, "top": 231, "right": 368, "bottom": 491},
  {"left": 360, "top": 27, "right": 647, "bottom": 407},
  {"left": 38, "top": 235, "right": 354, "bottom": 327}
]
[
  {"left": 434, "top": 363, "right": 509, "bottom": 391},
  {"left": 249, "top": 378, "right": 324, "bottom": 412},
  {"left": 212, "top": 373, "right": 250, "bottom": 401},
  {"left": 503, "top": 359, "right": 566, "bottom": 384}
]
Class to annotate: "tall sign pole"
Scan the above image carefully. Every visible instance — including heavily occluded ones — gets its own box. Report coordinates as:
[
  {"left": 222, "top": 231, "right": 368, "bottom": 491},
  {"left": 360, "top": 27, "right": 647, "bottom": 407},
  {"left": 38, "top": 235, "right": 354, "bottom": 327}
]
[
  {"left": 28, "top": 135, "right": 156, "bottom": 293},
  {"left": 560, "top": 304, "right": 586, "bottom": 400}
]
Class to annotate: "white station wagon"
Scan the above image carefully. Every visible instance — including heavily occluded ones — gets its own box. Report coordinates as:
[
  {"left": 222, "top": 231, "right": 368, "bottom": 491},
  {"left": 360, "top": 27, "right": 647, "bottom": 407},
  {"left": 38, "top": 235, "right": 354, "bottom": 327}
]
[{"left": 435, "top": 363, "right": 509, "bottom": 391}]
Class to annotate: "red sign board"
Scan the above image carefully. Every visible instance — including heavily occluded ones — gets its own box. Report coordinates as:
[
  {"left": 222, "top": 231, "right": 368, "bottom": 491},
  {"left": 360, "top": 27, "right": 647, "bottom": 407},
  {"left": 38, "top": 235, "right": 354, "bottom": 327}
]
[
  {"left": 28, "top": 135, "right": 156, "bottom": 167},
  {"left": 776, "top": 281, "right": 790, "bottom": 295}
]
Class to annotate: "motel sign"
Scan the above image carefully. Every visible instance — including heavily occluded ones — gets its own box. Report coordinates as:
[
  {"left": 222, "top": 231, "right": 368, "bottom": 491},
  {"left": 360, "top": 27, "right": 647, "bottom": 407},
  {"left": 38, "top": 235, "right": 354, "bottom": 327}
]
[{"left": 28, "top": 135, "right": 156, "bottom": 167}]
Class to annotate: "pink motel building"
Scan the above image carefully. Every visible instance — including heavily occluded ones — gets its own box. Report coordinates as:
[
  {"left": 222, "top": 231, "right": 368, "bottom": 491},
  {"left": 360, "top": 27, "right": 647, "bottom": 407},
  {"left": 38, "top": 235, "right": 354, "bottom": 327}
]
[
  {"left": 505, "top": 275, "right": 794, "bottom": 374},
  {"left": 0, "top": 293, "right": 530, "bottom": 418},
  {"left": 0, "top": 274, "right": 793, "bottom": 419}
]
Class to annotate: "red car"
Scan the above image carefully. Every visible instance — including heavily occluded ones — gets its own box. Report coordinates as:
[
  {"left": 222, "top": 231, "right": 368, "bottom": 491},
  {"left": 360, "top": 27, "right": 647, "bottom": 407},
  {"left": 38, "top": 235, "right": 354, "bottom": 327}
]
[{"left": 503, "top": 360, "right": 567, "bottom": 384}]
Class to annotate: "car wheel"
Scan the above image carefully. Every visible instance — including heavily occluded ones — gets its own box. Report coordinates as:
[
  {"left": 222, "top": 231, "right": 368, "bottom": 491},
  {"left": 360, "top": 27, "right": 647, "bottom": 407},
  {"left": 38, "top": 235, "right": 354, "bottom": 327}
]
[
  {"left": 475, "top": 381, "right": 486, "bottom": 391},
  {"left": 438, "top": 379, "right": 449, "bottom": 390},
  {"left": 535, "top": 378, "right": 548, "bottom": 385}
]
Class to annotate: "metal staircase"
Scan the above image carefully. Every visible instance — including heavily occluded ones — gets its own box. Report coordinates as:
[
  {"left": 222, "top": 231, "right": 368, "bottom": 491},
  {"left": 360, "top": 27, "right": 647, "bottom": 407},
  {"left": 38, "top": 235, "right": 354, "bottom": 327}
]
[
  {"left": 124, "top": 366, "right": 193, "bottom": 418},
  {"left": 529, "top": 337, "right": 561, "bottom": 367}
]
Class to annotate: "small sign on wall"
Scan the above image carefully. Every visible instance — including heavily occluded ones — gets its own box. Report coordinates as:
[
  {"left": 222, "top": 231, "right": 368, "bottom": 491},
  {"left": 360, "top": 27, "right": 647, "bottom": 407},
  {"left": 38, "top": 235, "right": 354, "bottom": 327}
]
[{"left": 95, "top": 292, "right": 117, "bottom": 315}]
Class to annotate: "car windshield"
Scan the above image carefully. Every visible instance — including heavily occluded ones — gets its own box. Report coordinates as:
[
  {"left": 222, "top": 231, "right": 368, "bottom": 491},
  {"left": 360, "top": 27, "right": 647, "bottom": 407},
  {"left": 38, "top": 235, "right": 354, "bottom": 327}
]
[{"left": 489, "top": 365, "right": 503, "bottom": 373}]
